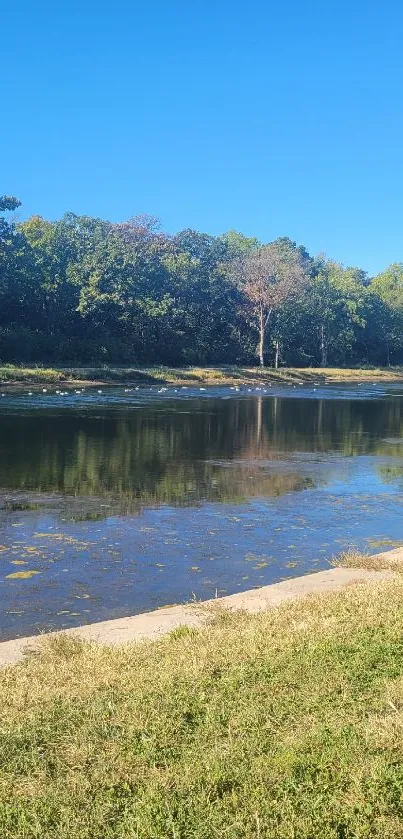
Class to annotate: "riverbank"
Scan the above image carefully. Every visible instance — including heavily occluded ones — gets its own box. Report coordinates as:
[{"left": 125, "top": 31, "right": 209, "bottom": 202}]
[
  {"left": 0, "top": 562, "right": 396, "bottom": 667},
  {"left": 1, "top": 551, "right": 403, "bottom": 838},
  {"left": 1, "top": 363, "right": 403, "bottom": 387}
]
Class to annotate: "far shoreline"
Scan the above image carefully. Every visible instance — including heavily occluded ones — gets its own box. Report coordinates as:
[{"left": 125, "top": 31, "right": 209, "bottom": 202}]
[{"left": 1, "top": 364, "right": 403, "bottom": 388}]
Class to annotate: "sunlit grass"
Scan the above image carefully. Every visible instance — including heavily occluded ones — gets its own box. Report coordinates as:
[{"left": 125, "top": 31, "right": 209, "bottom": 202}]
[
  {"left": 1, "top": 578, "right": 403, "bottom": 837},
  {"left": 0, "top": 363, "right": 402, "bottom": 386},
  {"left": 0, "top": 365, "right": 63, "bottom": 382},
  {"left": 334, "top": 546, "right": 403, "bottom": 574}
]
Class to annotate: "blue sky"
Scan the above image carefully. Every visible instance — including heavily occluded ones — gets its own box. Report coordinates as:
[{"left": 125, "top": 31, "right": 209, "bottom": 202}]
[{"left": 2, "top": 0, "right": 402, "bottom": 274}]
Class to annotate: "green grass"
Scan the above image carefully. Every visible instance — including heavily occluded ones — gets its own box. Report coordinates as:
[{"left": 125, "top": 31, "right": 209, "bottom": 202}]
[
  {"left": 0, "top": 365, "right": 156, "bottom": 384},
  {"left": 0, "top": 363, "right": 403, "bottom": 386},
  {"left": 1, "top": 579, "right": 403, "bottom": 837},
  {"left": 0, "top": 365, "right": 65, "bottom": 383}
]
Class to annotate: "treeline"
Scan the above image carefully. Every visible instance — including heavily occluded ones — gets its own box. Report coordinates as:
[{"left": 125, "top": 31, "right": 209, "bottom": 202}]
[{"left": 0, "top": 195, "right": 401, "bottom": 367}]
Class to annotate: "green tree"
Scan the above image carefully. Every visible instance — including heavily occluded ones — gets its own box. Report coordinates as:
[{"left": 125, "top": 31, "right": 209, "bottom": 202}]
[
  {"left": 370, "top": 264, "right": 403, "bottom": 364},
  {"left": 299, "top": 262, "right": 368, "bottom": 367},
  {"left": 0, "top": 194, "right": 400, "bottom": 368},
  {"left": 0, "top": 197, "right": 43, "bottom": 337}
]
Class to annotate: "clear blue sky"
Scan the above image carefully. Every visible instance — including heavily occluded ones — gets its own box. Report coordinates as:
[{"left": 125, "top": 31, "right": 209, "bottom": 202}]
[{"left": 2, "top": 0, "right": 402, "bottom": 274}]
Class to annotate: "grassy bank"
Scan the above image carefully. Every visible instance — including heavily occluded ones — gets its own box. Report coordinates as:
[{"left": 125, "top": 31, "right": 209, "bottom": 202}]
[
  {"left": 1, "top": 363, "right": 403, "bottom": 386},
  {"left": 1, "top": 578, "right": 403, "bottom": 837}
]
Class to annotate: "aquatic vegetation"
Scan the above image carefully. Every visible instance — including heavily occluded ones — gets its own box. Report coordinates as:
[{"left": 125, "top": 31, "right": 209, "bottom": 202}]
[
  {"left": 366, "top": 537, "right": 403, "bottom": 549},
  {"left": 245, "top": 553, "right": 273, "bottom": 564},
  {"left": 2, "top": 502, "right": 40, "bottom": 512},
  {"left": 5, "top": 569, "right": 41, "bottom": 580},
  {"left": 67, "top": 511, "right": 107, "bottom": 522}
]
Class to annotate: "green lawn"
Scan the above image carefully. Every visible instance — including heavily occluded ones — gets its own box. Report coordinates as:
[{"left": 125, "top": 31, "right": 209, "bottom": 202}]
[{"left": 1, "top": 578, "right": 403, "bottom": 837}]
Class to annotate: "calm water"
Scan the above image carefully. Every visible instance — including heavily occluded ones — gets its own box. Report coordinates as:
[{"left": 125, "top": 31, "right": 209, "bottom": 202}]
[{"left": 0, "top": 382, "right": 402, "bottom": 640}]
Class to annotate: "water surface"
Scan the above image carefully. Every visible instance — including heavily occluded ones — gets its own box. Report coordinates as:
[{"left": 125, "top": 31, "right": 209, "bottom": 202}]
[{"left": 0, "top": 382, "right": 402, "bottom": 639}]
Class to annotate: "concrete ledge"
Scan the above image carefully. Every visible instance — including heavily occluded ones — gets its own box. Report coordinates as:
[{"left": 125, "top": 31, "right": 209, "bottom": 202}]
[{"left": 0, "top": 566, "right": 396, "bottom": 668}]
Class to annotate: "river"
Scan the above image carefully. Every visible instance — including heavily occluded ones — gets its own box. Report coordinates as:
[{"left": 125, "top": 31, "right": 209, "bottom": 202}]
[{"left": 0, "top": 381, "right": 402, "bottom": 639}]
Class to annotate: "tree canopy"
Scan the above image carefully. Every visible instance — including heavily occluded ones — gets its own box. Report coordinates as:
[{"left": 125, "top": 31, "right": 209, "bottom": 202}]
[{"left": 0, "top": 195, "right": 400, "bottom": 367}]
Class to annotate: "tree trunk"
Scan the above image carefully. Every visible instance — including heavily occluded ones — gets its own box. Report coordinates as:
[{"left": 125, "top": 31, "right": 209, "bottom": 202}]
[
  {"left": 258, "top": 306, "right": 265, "bottom": 367},
  {"left": 274, "top": 340, "right": 280, "bottom": 369},
  {"left": 386, "top": 339, "right": 390, "bottom": 367},
  {"left": 320, "top": 324, "right": 327, "bottom": 367}
]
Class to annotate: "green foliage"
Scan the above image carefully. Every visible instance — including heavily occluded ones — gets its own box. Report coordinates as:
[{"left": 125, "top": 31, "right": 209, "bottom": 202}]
[
  {"left": 277, "top": 261, "right": 369, "bottom": 367},
  {"left": 0, "top": 195, "right": 21, "bottom": 213},
  {"left": 369, "top": 264, "right": 403, "bottom": 363},
  {"left": 0, "top": 195, "right": 401, "bottom": 366}
]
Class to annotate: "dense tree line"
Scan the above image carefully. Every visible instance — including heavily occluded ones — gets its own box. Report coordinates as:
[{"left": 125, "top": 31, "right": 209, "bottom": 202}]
[{"left": 0, "top": 195, "right": 401, "bottom": 367}]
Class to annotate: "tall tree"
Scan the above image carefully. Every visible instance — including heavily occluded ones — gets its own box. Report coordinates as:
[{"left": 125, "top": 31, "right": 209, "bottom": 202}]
[
  {"left": 370, "top": 264, "right": 403, "bottom": 365},
  {"left": 0, "top": 196, "right": 42, "bottom": 335},
  {"left": 20, "top": 213, "right": 111, "bottom": 335},
  {"left": 231, "top": 242, "right": 308, "bottom": 366}
]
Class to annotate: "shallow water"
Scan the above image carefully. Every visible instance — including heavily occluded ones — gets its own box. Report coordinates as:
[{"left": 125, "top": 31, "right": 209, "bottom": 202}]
[{"left": 0, "top": 382, "right": 402, "bottom": 639}]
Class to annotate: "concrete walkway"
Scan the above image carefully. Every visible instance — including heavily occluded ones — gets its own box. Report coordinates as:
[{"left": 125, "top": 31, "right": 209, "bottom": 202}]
[{"left": 0, "top": 565, "right": 396, "bottom": 668}]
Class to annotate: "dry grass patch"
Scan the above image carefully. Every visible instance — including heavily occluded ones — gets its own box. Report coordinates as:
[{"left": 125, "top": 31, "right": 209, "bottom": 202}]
[
  {"left": 334, "top": 547, "right": 403, "bottom": 575},
  {"left": 1, "top": 580, "right": 403, "bottom": 837}
]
